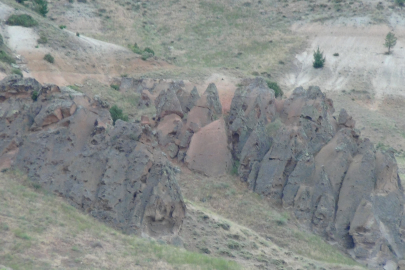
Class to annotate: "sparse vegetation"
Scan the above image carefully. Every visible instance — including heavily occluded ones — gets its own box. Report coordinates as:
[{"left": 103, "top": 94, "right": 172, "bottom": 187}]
[
  {"left": 34, "top": 0, "right": 48, "bottom": 17},
  {"left": 129, "top": 43, "right": 155, "bottom": 60},
  {"left": 0, "top": 50, "right": 15, "bottom": 64},
  {"left": 59, "top": 25, "right": 67, "bottom": 29},
  {"left": 76, "top": 32, "right": 80, "bottom": 37},
  {"left": 0, "top": 34, "right": 3, "bottom": 46},
  {"left": 231, "top": 160, "right": 240, "bottom": 176},
  {"left": 0, "top": 171, "right": 240, "bottom": 270},
  {"left": 110, "top": 84, "right": 120, "bottom": 91},
  {"left": 37, "top": 33, "right": 47, "bottom": 44},
  {"left": 266, "top": 119, "right": 283, "bottom": 137},
  {"left": 395, "top": 0, "right": 405, "bottom": 6},
  {"left": 313, "top": 47, "right": 326, "bottom": 68},
  {"left": 6, "top": 14, "right": 38, "bottom": 27},
  {"left": 333, "top": 53, "right": 339, "bottom": 56},
  {"left": 12, "top": 68, "right": 23, "bottom": 77},
  {"left": 384, "top": 32, "right": 397, "bottom": 54},
  {"left": 266, "top": 80, "right": 283, "bottom": 98},
  {"left": 44, "top": 53, "right": 54, "bottom": 63},
  {"left": 31, "top": 91, "right": 39, "bottom": 101},
  {"left": 110, "top": 105, "right": 129, "bottom": 125}
]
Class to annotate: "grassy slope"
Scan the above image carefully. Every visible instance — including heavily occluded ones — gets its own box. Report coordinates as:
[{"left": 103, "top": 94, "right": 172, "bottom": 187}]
[
  {"left": 178, "top": 170, "right": 365, "bottom": 269},
  {"left": 0, "top": 171, "right": 240, "bottom": 270}
]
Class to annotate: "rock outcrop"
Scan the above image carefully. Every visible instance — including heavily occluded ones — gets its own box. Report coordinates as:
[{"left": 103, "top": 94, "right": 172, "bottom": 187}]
[
  {"left": 228, "top": 78, "right": 405, "bottom": 269},
  {"left": 0, "top": 75, "right": 186, "bottom": 237}
]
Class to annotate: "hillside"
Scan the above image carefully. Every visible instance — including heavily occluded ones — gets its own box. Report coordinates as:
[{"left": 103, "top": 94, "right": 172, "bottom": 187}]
[{"left": 1, "top": 0, "right": 405, "bottom": 269}]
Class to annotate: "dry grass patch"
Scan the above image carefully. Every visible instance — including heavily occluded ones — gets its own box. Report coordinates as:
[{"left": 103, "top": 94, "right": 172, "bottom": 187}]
[
  {"left": 0, "top": 170, "right": 240, "bottom": 270},
  {"left": 178, "top": 169, "right": 365, "bottom": 269}
]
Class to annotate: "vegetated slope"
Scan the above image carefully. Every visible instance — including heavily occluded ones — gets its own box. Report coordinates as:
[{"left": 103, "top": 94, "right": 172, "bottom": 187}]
[
  {"left": 0, "top": 0, "right": 170, "bottom": 86},
  {"left": 0, "top": 171, "right": 239, "bottom": 270}
]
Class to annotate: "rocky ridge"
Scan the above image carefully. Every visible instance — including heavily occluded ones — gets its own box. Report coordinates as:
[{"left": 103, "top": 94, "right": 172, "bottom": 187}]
[
  {"left": 1, "top": 74, "right": 404, "bottom": 269},
  {"left": 229, "top": 78, "right": 405, "bottom": 270}
]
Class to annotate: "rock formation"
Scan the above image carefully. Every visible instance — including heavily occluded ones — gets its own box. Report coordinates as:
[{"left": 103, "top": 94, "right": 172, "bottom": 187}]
[
  {"left": 2, "top": 74, "right": 405, "bottom": 269},
  {"left": 228, "top": 78, "right": 405, "bottom": 269},
  {"left": 0, "top": 75, "right": 186, "bottom": 237}
]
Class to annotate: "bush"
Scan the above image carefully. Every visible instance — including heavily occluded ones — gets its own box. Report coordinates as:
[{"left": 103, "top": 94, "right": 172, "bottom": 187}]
[
  {"left": 37, "top": 33, "right": 47, "bottom": 44},
  {"left": 44, "top": 53, "right": 54, "bottom": 63},
  {"left": 231, "top": 160, "right": 240, "bottom": 176},
  {"left": 333, "top": 53, "right": 339, "bottom": 56},
  {"left": 59, "top": 25, "right": 66, "bottom": 29},
  {"left": 76, "top": 32, "right": 80, "bottom": 37},
  {"left": 16, "top": 0, "right": 27, "bottom": 3},
  {"left": 144, "top": 47, "right": 155, "bottom": 56},
  {"left": 141, "top": 51, "right": 153, "bottom": 61},
  {"left": 110, "top": 84, "right": 120, "bottom": 91},
  {"left": 6, "top": 14, "right": 38, "bottom": 27},
  {"left": 34, "top": 0, "right": 48, "bottom": 17},
  {"left": 266, "top": 81, "right": 283, "bottom": 98},
  {"left": 129, "top": 43, "right": 142, "bottom": 54},
  {"left": 0, "top": 50, "right": 16, "bottom": 64},
  {"left": 313, "top": 47, "right": 326, "bottom": 68},
  {"left": 31, "top": 91, "right": 39, "bottom": 101},
  {"left": 109, "top": 105, "right": 128, "bottom": 125},
  {"left": 0, "top": 34, "right": 3, "bottom": 46},
  {"left": 12, "top": 68, "right": 23, "bottom": 76}
]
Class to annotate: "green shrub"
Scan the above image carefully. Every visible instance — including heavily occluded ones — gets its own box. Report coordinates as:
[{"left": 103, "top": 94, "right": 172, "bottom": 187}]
[
  {"left": 12, "top": 68, "right": 23, "bottom": 76},
  {"left": 110, "top": 84, "right": 120, "bottom": 91},
  {"left": 44, "top": 53, "right": 54, "bottom": 63},
  {"left": 76, "top": 32, "right": 80, "bottom": 37},
  {"left": 0, "top": 34, "right": 3, "bottom": 46},
  {"left": 59, "top": 25, "right": 66, "bottom": 29},
  {"left": 313, "top": 47, "right": 326, "bottom": 68},
  {"left": 6, "top": 14, "right": 38, "bottom": 27},
  {"left": 0, "top": 50, "right": 16, "bottom": 64},
  {"left": 231, "top": 160, "right": 239, "bottom": 176},
  {"left": 144, "top": 47, "right": 155, "bottom": 56},
  {"left": 31, "top": 91, "right": 39, "bottom": 101},
  {"left": 129, "top": 43, "right": 142, "bottom": 54},
  {"left": 141, "top": 51, "right": 153, "bottom": 60},
  {"left": 333, "top": 53, "right": 339, "bottom": 56},
  {"left": 37, "top": 33, "right": 47, "bottom": 44},
  {"left": 109, "top": 105, "right": 128, "bottom": 125},
  {"left": 266, "top": 81, "right": 283, "bottom": 98},
  {"left": 34, "top": 0, "right": 48, "bottom": 17}
]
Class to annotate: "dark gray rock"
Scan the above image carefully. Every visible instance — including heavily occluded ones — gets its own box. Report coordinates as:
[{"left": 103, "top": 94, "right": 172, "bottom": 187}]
[
  {"left": 0, "top": 76, "right": 186, "bottom": 238},
  {"left": 155, "top": 88, "right": 184, "bottom": 120}
]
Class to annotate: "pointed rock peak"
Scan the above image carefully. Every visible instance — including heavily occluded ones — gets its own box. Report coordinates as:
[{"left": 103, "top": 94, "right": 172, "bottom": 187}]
[
  {"left": 190, "top": 86, "right": 199, "bottom": 98},
  {"left": 196, "top": 83, "right": 222, "bottom": 116}
]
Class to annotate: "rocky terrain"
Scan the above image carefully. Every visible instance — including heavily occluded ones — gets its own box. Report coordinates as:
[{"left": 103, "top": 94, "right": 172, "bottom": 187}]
[
  {"left": 0, "top": 74, "right": 404, "bottom": 269},
  {"left": 2, "top": 0, "right": 405, "bottom": 269}
]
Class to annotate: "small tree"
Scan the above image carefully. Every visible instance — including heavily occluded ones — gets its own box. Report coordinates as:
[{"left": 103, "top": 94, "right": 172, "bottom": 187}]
[
  {"left": 109, "top": 105, "right": 128, "bottom": 125},
  {"left": 384, "top": 32, "right": 397, "bottom": 54},
  {"left": 34, "top": 0, "right": 48, "bottom": 17},
  {"left": 313, "top": 47, "right": 326, "bottom": 68}
]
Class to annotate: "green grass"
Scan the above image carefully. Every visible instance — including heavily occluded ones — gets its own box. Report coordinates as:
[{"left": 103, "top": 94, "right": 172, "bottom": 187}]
[
  {"left": 0, "top": 171, "right": 240, "bottom": 270},
  {"left": 6, "top": 14, "right": 38, "bottom": 27}
]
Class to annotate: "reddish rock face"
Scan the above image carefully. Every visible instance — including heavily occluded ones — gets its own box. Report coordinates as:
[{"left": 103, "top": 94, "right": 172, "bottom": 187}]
[{"left": 185, "top": 118, "right": 232, "bottom": 177}]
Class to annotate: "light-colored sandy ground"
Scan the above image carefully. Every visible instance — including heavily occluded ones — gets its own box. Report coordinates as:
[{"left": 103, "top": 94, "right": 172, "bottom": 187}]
[{"left": 284, "top": 21, "right": 405, "bottom": 99}]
